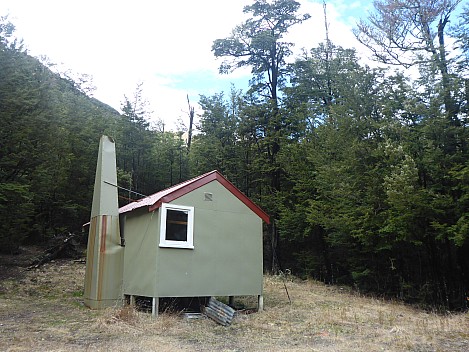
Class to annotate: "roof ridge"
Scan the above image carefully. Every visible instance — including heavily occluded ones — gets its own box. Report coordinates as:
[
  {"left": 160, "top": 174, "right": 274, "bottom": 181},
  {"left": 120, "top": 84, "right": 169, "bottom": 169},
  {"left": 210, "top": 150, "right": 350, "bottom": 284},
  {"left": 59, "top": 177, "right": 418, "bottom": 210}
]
[{"left": 119, "top": 170, "right": 269, "bottom": 223}]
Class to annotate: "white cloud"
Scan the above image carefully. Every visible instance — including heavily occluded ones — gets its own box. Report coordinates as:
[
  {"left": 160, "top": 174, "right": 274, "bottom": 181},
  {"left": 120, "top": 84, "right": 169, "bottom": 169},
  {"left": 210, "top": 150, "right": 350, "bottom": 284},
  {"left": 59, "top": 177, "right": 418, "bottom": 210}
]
[{"left": 1, "top": 0, "right": 373, "bottom": 130}]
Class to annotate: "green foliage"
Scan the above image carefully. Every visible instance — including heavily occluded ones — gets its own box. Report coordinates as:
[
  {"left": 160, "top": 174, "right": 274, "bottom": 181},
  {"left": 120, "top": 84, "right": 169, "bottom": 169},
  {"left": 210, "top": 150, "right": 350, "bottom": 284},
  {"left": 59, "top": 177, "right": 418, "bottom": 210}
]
[
  {"left": 190, "top": 92, "right": 239, "bottom": 176},
  {"left": 0, "top": 15, "right": 185, "bottom": 253},
  {"left": 0, "top": 183, "right": 33, "bottom": 253},
  {"left": 446, "top": 163, "right": 469, "bottom": 246},
  {"left": 0, "top": 24, "right": 122, "bottom": 250}
]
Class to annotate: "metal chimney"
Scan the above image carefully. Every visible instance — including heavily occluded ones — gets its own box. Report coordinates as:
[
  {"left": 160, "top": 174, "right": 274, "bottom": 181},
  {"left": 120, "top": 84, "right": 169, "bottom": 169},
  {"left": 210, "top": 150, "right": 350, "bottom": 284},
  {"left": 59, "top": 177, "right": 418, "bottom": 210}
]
[{"left": 84, "top": 135, "right": 124, "bottom": 309}]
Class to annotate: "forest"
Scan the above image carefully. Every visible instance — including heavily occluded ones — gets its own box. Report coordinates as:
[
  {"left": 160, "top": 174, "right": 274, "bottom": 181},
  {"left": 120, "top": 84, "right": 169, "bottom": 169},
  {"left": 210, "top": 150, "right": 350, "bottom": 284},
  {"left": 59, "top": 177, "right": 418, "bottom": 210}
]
[{"left": 1, "top": 0, "right": 468, "bottom": 310}]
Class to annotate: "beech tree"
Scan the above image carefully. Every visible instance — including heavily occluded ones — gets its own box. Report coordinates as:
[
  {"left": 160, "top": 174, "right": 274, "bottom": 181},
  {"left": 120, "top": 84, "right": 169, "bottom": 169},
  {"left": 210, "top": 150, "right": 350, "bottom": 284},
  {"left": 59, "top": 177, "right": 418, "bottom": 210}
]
[
  {"left": 354, "top": 0, "right": 463, "bottom": 121},
  {"left": 212, "top": 0, "right": 310, "bottom": 181},
  {"left": 212, "top": 0, "right": 310, "bottom": 103},
  {"left": 212, "top": 0, "right": 310, "bottom": 272}
]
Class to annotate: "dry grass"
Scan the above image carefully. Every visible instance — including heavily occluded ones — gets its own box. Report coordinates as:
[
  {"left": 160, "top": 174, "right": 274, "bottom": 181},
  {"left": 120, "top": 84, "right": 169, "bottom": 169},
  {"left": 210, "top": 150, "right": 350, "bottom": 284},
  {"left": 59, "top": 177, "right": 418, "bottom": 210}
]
[{"left": 0, "top": 249, "right": 468, "bottom": 351}]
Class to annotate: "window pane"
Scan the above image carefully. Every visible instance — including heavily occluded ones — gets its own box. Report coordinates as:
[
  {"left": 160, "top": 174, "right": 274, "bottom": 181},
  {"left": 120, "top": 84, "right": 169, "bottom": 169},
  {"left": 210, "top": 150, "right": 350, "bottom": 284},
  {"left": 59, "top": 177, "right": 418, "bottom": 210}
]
[{"left": 166, "top": 209, "right": 188, "bottom": 241}]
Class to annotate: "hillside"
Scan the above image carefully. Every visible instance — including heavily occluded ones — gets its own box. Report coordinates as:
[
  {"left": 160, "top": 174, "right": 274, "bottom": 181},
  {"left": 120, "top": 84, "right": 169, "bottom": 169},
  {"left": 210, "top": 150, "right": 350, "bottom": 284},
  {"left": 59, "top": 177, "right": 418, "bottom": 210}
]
[
  {"left": 0, "top": 39, "right": 125, "bottom": 253},
  {"left": 0, "top": 248, "right": 467, "bottom": 351}
]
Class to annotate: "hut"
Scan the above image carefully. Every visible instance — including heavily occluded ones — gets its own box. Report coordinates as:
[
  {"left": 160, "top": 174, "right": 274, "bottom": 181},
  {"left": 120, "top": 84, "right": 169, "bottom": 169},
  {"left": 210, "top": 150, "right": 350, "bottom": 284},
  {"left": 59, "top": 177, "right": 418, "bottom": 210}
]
[{"left": 84, "top": 136, "right": 269, "bottom": 316}]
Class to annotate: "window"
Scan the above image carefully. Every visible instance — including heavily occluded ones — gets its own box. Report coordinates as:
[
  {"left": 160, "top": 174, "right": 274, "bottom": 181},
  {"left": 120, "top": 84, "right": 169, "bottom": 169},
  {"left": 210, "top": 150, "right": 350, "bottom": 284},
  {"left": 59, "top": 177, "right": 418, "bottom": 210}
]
[{"left": 159, "top": 203, "right": 194, "bottom": 249}]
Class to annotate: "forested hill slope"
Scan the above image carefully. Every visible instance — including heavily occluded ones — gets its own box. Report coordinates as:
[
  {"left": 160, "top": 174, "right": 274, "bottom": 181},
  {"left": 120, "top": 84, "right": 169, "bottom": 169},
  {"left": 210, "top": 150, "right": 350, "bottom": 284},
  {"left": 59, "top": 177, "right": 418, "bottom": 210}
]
[
  {"left": 1, "top": 28, "right": 191, "bottom": 255},
  {"left": 0, "top": 32, "right": 123, "bottom": 253}
]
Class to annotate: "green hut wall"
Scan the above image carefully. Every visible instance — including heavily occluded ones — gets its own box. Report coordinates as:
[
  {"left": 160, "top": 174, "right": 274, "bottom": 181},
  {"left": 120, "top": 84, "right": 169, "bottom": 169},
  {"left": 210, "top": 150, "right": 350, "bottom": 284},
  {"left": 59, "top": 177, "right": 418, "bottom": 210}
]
[{"left": 122, "top": 180, "right": 263, "bottom": 299}]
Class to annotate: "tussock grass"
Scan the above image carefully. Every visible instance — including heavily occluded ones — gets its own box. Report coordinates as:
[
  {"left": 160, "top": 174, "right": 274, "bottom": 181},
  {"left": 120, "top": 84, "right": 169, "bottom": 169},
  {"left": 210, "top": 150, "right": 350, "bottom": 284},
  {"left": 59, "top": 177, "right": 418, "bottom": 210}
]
[{"left": 0, "top": 255, "right": 467, "bottom": 351}]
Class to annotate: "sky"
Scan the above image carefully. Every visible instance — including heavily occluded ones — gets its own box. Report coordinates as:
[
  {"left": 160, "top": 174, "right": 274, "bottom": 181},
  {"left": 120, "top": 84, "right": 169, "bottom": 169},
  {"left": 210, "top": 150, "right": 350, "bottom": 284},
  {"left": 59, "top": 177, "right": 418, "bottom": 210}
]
[{"left": 0, "top": 0, "right": 374, "bottom": 130}]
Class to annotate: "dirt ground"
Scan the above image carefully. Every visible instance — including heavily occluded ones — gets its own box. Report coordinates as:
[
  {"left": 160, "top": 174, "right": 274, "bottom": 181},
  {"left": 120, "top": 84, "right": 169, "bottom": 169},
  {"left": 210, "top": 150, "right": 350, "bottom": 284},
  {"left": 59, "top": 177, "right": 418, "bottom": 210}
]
[{"left": 1, "top": 247, "right": 468, "bottom": 351}]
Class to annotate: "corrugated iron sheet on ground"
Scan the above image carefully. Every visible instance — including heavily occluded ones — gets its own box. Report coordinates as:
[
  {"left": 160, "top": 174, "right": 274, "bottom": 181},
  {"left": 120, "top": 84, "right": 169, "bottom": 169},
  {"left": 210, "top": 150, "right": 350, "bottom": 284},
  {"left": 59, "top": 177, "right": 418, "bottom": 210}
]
[{"left": 204, "top": 297, "right": 236, "bottom": 326}]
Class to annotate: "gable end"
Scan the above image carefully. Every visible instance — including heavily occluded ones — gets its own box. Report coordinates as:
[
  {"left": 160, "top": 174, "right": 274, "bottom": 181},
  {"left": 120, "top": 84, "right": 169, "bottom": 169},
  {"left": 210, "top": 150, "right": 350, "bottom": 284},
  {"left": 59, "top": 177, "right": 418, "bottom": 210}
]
[{"left": 147, "top": 171, "right": 270, "bottom": 224}]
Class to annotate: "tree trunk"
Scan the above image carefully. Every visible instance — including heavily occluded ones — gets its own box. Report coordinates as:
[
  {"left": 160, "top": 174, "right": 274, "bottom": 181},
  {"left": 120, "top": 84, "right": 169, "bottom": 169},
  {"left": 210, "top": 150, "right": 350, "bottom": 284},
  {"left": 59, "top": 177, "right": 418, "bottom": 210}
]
[{"left": 437, "top": 16, "right": 458, "bottom": 123}]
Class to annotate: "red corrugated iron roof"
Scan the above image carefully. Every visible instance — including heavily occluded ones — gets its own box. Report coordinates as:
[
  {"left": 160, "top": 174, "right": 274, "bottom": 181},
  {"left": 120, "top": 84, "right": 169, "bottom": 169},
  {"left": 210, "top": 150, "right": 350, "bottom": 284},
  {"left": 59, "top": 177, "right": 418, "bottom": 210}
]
[{"left": 118, "top": 170, "right": 270, "bottom": 224}]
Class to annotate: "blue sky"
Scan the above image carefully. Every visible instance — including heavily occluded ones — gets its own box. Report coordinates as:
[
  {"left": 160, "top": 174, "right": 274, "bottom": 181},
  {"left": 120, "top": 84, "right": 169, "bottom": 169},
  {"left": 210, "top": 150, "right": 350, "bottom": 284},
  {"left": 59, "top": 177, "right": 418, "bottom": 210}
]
[{"left": 0, "top": 0, "right": 374, "bottom": 130}]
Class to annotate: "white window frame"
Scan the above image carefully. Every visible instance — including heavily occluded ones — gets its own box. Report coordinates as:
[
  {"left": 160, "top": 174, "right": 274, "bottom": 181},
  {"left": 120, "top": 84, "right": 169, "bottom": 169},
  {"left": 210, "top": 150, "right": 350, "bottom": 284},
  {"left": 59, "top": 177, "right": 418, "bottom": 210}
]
[{"left": 159, "top": 203, "right": 194, "bottom": 249}]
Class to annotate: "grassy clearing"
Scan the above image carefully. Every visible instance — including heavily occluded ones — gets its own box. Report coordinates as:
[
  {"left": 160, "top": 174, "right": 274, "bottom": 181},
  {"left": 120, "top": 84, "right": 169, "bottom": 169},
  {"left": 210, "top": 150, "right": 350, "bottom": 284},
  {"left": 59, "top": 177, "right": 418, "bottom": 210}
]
[{"left": 0, "top": 249, "right": 468, "bottom": 351}]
